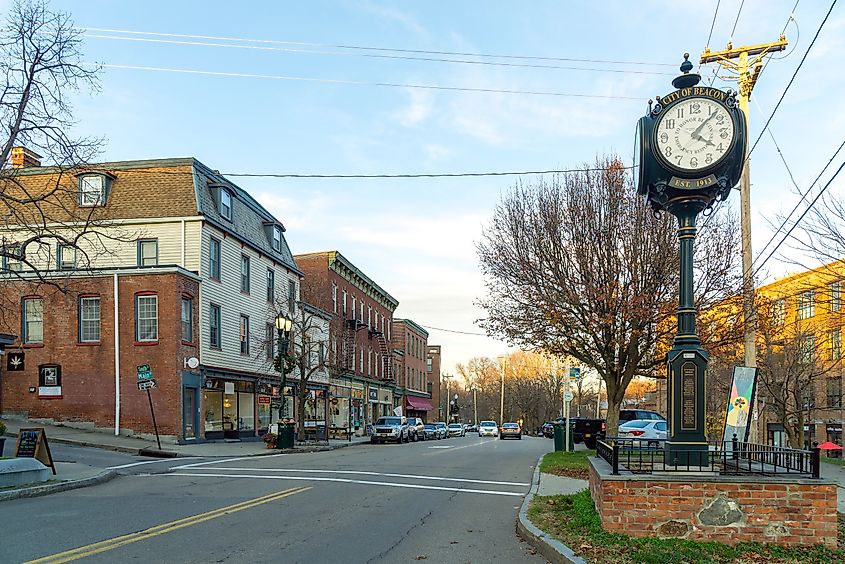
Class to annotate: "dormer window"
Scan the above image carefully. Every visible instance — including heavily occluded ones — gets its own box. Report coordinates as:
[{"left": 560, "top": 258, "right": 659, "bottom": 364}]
[
  {"left": 272, "top": 226, "right": 282, "bottom": 252},
  {"left": 220, "top": 189, "right": 232, "bottom": 220},
  {"left": 78, "top": 174, "right": 110, "bottom": 207}
]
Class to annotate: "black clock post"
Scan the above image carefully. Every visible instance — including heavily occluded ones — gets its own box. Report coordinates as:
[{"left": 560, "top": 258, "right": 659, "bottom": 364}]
[{"left": 637, "top": 55, "right": 747, "bottom": 467}]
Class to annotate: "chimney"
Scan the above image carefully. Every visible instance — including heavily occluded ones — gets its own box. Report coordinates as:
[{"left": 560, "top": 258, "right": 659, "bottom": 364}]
[{"left": 11, "top": 147, "right": 42, "bottom": 168}]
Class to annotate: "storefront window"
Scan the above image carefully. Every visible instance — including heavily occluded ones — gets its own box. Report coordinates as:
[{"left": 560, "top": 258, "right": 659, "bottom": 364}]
[
  {"left": 203, "top": 390, "right": 223, "bottom": 433},
  {"left": 257, "top": 396, "right": 272, "bottom": 430},
  {"left": 223, "top": 391, "right": 237, "bottom": 431},
  {"left": 238, "top": 392, "right": 255, "bottom": 431}
]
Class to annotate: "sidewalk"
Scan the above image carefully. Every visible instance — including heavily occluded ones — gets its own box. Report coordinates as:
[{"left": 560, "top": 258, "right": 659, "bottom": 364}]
[
  {"left": 1, "top": 418, "right": 371, "bottom": 458},
  {"left": 820, "top": 459, "right": 845, "bottom": 512}
]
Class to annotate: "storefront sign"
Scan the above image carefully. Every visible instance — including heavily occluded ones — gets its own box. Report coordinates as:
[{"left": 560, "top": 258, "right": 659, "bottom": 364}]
[
  {"left": 224, "top": 382, "right": 235, "bottom": 395},
  {"left": 258, "top": 396, "right": 271, "bottom": 404},
  {"left": 38, "top": 365, "right": 62, "bottom": 398},
  {"left": 368, "top": 389, "right": 378, "bottom": 401},
  {"left": 6, "top": 351, "right": 24, "bottom": 371}
]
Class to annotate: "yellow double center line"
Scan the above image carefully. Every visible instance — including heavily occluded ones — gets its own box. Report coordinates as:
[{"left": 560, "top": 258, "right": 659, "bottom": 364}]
[{"left": 27, "top": 486, "right": 310, "bottom": 564}]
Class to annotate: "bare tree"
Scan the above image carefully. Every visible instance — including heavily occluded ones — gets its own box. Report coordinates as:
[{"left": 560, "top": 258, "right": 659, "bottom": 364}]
[
  {"left": 0, "top": 1, "right": 116, "bottom": 313},
  {"left": 477, "top": 156, "right": 741, "bottom": 434}
]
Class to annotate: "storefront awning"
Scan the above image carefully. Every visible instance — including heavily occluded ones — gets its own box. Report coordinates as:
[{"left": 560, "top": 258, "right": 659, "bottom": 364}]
[{"left": 405, "top": 396, "right": 434, "bottom": 411}]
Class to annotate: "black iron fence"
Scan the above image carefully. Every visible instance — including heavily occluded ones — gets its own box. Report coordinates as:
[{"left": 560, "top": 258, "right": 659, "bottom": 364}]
[{"left": 597, "top": 435, "right": 820, "bottom": 478}]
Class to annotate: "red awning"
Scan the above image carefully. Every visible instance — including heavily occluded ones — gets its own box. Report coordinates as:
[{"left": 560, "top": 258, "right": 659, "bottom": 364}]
[{"left": 405, "top": 396, "right": 434, "bottom": 411}]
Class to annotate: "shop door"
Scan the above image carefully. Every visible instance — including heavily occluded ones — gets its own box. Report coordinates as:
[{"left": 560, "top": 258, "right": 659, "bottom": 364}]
[{"left": 183, "top": 387, "right": 198, "bottom": 440}]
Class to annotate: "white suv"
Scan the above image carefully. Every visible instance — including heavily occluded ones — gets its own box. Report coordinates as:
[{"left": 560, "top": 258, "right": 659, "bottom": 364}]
[{"left": 479, "top": 420, "right": 499, "bottom": 437}]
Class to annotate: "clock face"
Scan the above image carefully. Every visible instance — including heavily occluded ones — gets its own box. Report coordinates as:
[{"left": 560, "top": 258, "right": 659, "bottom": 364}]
[{"left": 654, "top": 97, "right": 735, "bottom": 173}]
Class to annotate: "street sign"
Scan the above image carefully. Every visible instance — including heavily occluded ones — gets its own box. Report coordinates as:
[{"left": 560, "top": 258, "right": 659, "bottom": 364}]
[
  {"left": 569, "top": 367, "right": 580, "bottom": 381},
  {"left": 564, "top": 390, "right": 574, "bottom": 402},
  {"left": 138, "top": 379, "right": 157, "bottom": 391},
  {"left": 136, "top": 364, "right": 153, "bottom": 382}
]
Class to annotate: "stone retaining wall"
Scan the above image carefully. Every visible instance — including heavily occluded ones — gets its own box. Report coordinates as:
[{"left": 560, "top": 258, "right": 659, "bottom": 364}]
[{"left": 588, "top": 457, "right": 837, "bottom": 548}]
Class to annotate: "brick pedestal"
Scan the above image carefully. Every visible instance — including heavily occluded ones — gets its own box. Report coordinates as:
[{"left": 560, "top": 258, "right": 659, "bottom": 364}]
[{"left": 588, "top": 457, "right": 837, "bottom": 548}]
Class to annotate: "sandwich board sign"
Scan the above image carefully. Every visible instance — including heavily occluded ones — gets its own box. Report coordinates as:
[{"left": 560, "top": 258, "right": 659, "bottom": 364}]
[{"left": 15, "top": 427, "right": 56, "bottom": 474}]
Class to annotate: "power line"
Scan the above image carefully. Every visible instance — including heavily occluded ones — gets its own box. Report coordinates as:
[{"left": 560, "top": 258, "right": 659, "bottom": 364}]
[
  {"left": 705, "top": 0, "right": 722, "bottom": 50},
  {"left": 730, "top": 0, "right": 746, "bottom": 40},
  {"left": 746, "top": 0, "right": 837, "bottom": 161},
  {"left": 752, "top": 157, "right": 845, "bottom": 278},
  {"left": 100, "top": 63, "right": 644, "bottom": 100},
  {"left": 751, "top": 138, "right": 845, "bottom": 277},
  {"left": 421, "top": 325, "right": 489, "bottom": 337},
  {"left": 80, "top": 27, "right": 676, "bottom": 67},
  {"left": 84, "top": 33, "right": 675, "bottom": 77}
]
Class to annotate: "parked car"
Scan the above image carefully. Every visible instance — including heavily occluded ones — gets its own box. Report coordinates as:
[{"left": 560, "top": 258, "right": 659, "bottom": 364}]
[
  {"left": 423, "top": 423, "right": 440, "bottom": 440},
  {"left": 542, "top": 409, "right": 666, "bottom": 448},
  {"left": 500, "top": 422, "right": 522, "bottom": 439},
  {"left": 478, "top": 421, "right": 499, "bottom": 437},
  {"left": 406, "top": 417, "right": 426, "bottom": 442},
  {"left": 447, "top": 423, "right": 465, "bottom": 437},
  {"left": 435, "top": 422, "right": 448, "bottom": 439},
  {"left": 467, "top": 424, "right": 479, "bottom": 433},
  {"left": 618, "top": 420, "right": 668, "bottom": 447},
  {"left": 371, "top": 416, "right": 409, "bottom": 444}
]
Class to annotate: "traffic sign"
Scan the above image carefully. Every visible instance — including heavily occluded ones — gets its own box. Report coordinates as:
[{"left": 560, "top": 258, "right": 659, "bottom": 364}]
[
  {"left": 569, "top": 367, "right": 580, "bottom": 381},
  {"left": 138, "top": 379, "right": 157, "bottom": 391},
  {"left": 564, "top": 390, "right": 574, "bottom": 402}
]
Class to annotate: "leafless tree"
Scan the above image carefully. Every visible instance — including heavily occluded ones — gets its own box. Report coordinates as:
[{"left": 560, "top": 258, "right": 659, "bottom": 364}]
[
  {"left": 0, "top": 1, "right": 124, "bottom": 321},
  {"left": 477, "top": 156, "right": 742, "bottom": 434}
]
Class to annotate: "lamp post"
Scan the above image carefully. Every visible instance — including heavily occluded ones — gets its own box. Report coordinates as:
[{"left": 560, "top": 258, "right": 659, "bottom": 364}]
[
  {"left": 275, "top": 313, "right": 293, "bottom": 448},
  {"left": 499, "top": 356, "right": 506, "bottom": 424},
  {"left": 472, "top": 385, "right": 478, "bottom": 425}
]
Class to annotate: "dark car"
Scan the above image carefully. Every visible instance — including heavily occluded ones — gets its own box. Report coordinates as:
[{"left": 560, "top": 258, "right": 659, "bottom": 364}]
[{"left": 542, "top": 410, "right": 666, "bottom": 449}]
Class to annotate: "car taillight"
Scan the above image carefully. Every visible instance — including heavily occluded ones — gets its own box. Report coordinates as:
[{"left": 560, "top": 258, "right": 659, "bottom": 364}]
[
  {"left": 601, "top": 423, "right": 607, "bottom": 431},
  {"left": 629, "top": 430, "right": 645, "bottom": 436}
]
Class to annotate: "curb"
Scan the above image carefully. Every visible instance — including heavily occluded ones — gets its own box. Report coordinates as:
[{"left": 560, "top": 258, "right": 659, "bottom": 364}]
[
  {"left": 516, "top": 455, "right": 587, "bottom": 564},
  {"left": 0, "top": 469, "right": 118, "bottom": 503}
]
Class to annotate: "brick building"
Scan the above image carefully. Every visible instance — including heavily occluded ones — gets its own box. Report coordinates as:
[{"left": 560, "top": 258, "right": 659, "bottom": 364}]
[
  {"left": 0, "top": 155, "right": 306, "bottom": 442},
  {"left": 426, "top": 345, "right": 442, "bottom": 422},
  {"left": 294, "top": 251, "right": 399, "bottom": 435},
  {"left": 391, "top": 319, "right": 434, "bottom": 421}
]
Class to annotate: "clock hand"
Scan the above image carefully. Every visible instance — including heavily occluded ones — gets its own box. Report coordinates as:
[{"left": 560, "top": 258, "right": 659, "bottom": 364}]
[{"left": 690, "top": 111, "right": 718, "bottom": 139}]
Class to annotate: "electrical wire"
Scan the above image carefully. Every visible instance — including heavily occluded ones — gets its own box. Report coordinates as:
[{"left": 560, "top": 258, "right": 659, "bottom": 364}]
[
  {"left": 705, "top": 0, "right": 722, "bottom": 50},
  {"left": 85, "top": 33, "right": 675, "bottom": 76},
  {"left": 730, "top": 0, "right": 746, "bottom": 40},
  {"left": 100, "top": 63, "right": 645, "bottom": 99},
  {"left": 421, "top": 325, "right": 489, "bottom": 337},
  {"left": 752, "top": 157, "right": 845, "bottom": 278},
  {"left": 79, "top": 27, "right": 676, "bottom": 67}
]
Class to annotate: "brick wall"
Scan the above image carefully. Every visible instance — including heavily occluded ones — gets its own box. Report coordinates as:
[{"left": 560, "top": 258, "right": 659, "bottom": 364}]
[
  {"left": 0, "top": 271, "right": 199, "bottom": 439},
  {"left": 588, "top": 458, "right": 837, "bottom": 548}
]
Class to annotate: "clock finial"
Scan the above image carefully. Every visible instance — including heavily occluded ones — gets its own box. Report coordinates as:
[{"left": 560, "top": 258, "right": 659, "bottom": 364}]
[{"left": 672, "top": 53, "right": 701, "bottom": 89}]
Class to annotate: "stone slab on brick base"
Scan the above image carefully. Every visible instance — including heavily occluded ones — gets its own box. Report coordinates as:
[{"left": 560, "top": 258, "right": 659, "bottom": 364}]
[{"left": 588, "top": 456, "right": 837, "bottom": 548}]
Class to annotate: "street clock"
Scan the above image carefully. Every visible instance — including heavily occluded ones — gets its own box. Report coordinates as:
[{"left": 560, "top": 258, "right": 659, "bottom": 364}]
[{"left": 637, "top": 54, "right": 747, "bottom": 213}]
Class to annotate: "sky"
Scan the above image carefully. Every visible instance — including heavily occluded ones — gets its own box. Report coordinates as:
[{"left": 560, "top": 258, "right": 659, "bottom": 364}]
[{"left": 22, "top": 0, "right": 845, "bottom": 374}]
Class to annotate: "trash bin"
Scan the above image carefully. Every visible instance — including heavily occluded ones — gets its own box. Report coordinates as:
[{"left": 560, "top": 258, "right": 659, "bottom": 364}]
[
  {"left": 277, "top": 423, "right": 295, "bottom": 449},
  {"left": 554, "top": 422, "right": 574, "bottom": 452}
]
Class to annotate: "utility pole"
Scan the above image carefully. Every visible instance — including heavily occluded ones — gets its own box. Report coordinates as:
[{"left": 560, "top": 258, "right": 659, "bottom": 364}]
[
  {"left": 700, "top": 36, "right": 787, "bottom": 442},
  {"left": 499, "top": 356, "right": 506, "bottom": 423},
  {"left": 472, "top": 385, "right": 478, "bottom": 425}
]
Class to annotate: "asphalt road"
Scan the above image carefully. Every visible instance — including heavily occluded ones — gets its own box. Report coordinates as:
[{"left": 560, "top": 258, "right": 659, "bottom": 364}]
[{"left": 1, "top": 434, "right": 551, "bottom": 563}]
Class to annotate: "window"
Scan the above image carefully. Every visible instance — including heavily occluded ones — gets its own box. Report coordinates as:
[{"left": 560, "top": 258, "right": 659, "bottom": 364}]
[
  {"left": 359, "top": 348, "right": 364, "bottom": 372},
  {"left": 22, "top": 298, "right": 43, "bottom": 344},
  {"left": 209, "top": 238, "right": 221, "bottom": 280},
  {"left": 827, "top": 376, "right": 842, "bottom": 408},
  {"left": 240, "top": 315, "right": 249, "bottom": 355},
  {"left": 319, "top": 342, "right": 326, "bottom": 365},
  {"left": 427, "top": 358, "right": 432, "bottom": 373},
  {"left": 831, "top": 329, "right": 842, "bottom": 361},
  {"left": 332, "top": 282, "right": 337, "bottom": 313},
  {"left": 181, "top": 297, "right": 193, "bottom": 343},
  {"left": 209, "top": 304, "right": 221, "bottom": 348},
  {"left": 266, "top": 269, "right": 275, "bottom": 302},
  {"left": 368, "top": 348, "right": 372, "bottom": 376},
  {"left": 272, "top": 226, "right": 282, "bottom": 252},
  {"left": 135, "top": 294, "right": 158, "bottom": 342},
  {"left": 3, "top": 244, "right": 23, "bottom": 272},
  {"left": 240, "top": 255, "right": 250, "bottom": 293},
  {"left": 78, "top": 175, "right": 107, "bottom": 206},
  {"left": 798, "top": 334, "right": 815, "bottom": 365},
  {"left": 772, "top": 299, "right": 785, "bottom": 326},
  {"left": 832, "top": 282, "right": 842, "bottom": 312},
  {"left": 368, "top": 306, "right": 372, "bottom": 328},
  {"left": 57, "top": 244, "right": 76, "bottom": 270},
  {"left": 351, "top": 295, "right": 356, "bottom": 319},
  {"left": 802, "top": 382, "right": 816, "bottom": 409},
  {"left": 797, "top": 291, "right": 815, "bottom": 320},
  {"left": 79, "top": 296, "right": 100, "bottom": 343},
  {"left": 288, "top": 279, "right": 296, "bottom": 313},
  {"left": 137, "top": 239, "right": 158, "bottom": 267},
  {"left": 359, "top": 302, "right": 364, "bottom": 322},
  {"left": 342, "top": 289, "right": 347, "bottom": 316},
  {"left": 220, "top": 189, "right": 232, "bottom": 220},
  {"left": 266, "top": 323, "right": 275, "bottom": 360}
]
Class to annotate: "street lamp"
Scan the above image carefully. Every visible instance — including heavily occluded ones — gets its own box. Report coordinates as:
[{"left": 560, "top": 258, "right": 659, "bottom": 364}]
[{"left": 275, "top": 313, "right": 293, "bottom": 448}]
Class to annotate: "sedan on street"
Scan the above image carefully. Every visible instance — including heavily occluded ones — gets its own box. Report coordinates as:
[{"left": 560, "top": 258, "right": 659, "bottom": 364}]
[
  {"left": 435, "top": 422, "right": 448, "bottom": 438},
  {"left": 499, "top": 422, "right": 522, "bottom": 440},
  {"left": 423, "top": 424, "right": 441, "bottom": 440},
  {"left": 447, "top": 423, "right": 465, "bottom": 437},
  {"left": 617, "top": 419, "right": 667, "bottom": 447}
]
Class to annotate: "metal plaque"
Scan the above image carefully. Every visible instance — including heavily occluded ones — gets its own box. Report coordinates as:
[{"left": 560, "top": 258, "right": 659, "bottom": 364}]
[{"left": 681, "top": 362, "right": 697, "bottom": 430}]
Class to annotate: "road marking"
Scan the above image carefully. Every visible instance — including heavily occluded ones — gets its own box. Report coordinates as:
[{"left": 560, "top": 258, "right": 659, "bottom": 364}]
[
  {"left": 166, "top": 472, "right": 525, "bottom": 497},
  {"left": 204, "top": 467, "right": 530, "bottom": 487},
  {"left": 107, "top": 457, "right": 200, "bottom": 470},
  {"left": 170, "top": 453, "right": 286, "bottom": 470},
  {"left": 428, "top": 445, "right": 452, "bottom": 449},
  {"left": 25, "top": 486, "right": 310, "bottom": 564}
]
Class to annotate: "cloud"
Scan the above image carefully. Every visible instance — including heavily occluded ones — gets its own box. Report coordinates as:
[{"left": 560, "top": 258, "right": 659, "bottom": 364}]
[
  {"left": 356, "top": 1, "right": 428, "bottom": 38},
  {"left": 255, "top": 191, "right": 329, "bottom": 231},
  {"left": 396, "top": 88, "right": 434, "bottom": 127}
]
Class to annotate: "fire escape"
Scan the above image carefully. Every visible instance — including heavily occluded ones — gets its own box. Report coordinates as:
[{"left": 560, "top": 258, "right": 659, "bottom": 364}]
[
  {"left": 342, "top": 316, "right": 366, "bottom": 374},
  {"left": 369, "top": 325, "right": 393, "bottom": 382}
]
